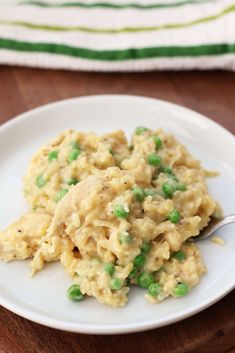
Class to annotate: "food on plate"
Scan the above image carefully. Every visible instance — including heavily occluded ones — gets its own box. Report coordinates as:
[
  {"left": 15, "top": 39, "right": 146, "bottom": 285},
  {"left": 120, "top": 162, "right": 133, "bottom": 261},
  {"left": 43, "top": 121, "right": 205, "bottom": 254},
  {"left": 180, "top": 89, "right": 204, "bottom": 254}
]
[
  {"left": 211, "top": 235, "right": 224, "bottom": 245},
  {"left": 0, "top": 127, "right": 222, "bottom": 307},
  {"left": 24, "top": 129, "right": 129, "bottom": 214}
]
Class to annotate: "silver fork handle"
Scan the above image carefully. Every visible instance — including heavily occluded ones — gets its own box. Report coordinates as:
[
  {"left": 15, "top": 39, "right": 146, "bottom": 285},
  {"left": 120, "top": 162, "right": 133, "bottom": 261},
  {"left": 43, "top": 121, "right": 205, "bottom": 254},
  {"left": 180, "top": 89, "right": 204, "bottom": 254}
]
[{"left": 217, "top": 214, "right": 235, "bottom": 228}]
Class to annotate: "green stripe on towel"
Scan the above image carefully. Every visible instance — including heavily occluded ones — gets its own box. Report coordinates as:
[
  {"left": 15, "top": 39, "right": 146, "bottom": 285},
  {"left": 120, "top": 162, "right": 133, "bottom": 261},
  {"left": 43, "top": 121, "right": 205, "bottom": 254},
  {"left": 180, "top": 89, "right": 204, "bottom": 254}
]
[
  {"left": 0, "top": 38, "right": 234, "bottom": 60},
  {"left": 20, "top": 0, "right": 212, "bottom": 10},
  {"left": 1, "top": 4, "right": 235, "bottom": 34}
]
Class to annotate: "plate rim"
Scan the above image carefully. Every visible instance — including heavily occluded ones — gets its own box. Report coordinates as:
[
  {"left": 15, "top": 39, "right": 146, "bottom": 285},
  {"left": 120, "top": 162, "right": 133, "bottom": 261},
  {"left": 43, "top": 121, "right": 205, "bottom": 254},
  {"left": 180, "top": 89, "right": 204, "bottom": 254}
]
[
  {"left": 0, "top": 94, "right": 234, "bottom": 142},
  {"left": 0, "top": 94, "right": 235, "bottom": 334},
  {"left": 0, "top": 280, "right": 235, "bottom": 334}
]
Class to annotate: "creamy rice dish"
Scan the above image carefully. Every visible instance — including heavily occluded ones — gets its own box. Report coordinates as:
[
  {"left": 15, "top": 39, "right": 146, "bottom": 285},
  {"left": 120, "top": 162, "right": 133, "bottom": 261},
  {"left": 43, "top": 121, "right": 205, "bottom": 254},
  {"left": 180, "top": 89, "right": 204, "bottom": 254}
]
[{"left": 0, "top": 127, "right": 221, "bottom": 307}]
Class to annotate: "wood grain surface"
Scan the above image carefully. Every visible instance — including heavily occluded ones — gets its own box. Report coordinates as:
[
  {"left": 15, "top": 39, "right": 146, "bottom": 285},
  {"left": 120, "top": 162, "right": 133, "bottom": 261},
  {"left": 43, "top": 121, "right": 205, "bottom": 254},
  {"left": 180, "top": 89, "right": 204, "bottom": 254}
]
[{"left": 0, "top": 66, "right": 235, "bottom": 353}]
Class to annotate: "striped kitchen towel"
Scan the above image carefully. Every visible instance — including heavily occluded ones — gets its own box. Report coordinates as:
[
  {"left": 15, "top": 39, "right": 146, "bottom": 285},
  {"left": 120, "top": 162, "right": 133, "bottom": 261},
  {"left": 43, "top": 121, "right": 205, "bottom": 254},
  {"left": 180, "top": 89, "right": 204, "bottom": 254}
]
[{"left": 0, "top": 0, "right": 235, "bottom": 71}]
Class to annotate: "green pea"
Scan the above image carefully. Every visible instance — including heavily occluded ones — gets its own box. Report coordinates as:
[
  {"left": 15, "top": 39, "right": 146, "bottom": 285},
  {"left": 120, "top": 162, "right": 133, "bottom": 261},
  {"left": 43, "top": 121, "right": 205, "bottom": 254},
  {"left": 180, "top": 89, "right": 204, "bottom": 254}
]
[
  {"left": 135, "top": 126, "right": 148, "bottom": 135},
  {"left": 162, "top": 180, "right": 178, "bottom": 198},
  {"left": 118, "top": 232, "right": 133, "bottom": 244},
  {"left": 132, "top": 187, "right": 145, "bottom": 202},
  {"left": 54, "top": 188, "right": 69, "bottom": 203},
  {"left": 48, "top": 150, "right": 58, "bottom": 162},
  {"left": 128, "top": 265, "right": 138, "bottom": 279},
  {"left": 137, "top": 272, "right": 155, "bottom": 289},
  {"left": 66, "top": 178, "right": 79, "bottom": 186},
  {"left": 109, "top": 278, "right": 123, "bottom": 290},
  {"left": 68, "top": 149, "right": 81, "bottom": 163},
  {"left": 173, "top": 251, "right": 186, "bottom": 261},
  {"left": 148, "top": 283, "right": 162, "bottom": 297},
  {"left": 35, "top": 174, "right": 46, "bottom": 188},
  {"left": 104, "top": 263, "right": 115, "bottom": 276},
  {"left": 152, "top": 136, "right": 162, "bottom": 149},
  {"left": 109, "top": 149, "right": 114, "bottom": 156},
  {"left": 178, "top": 183, "right": 187, "bottom": 191},
  {"left": 168, "top": 209, "right": 181, "bottom": 224},
  {"left": 160, "top": 165, "right": 173, "bottom": 175},
  {"left": 70, "top": 141, "right": 80, "bottom": 149},
  {"left": 163, "top": 179, "right": 187, "bottom": 198},
  {"left": 67, "top": 284, "right": 84, "bottom": 301},
  {"left": 174, "top": 283, "right": 189, "bottom": 297},
  {"left": 113, "top": 204, "right": 129, "bottom": 219},
  {"left": 134, "top": 253, "right": 146, "bottom": 268},
  {"left": 147, "top": 154, "right": 162, "bottom": 167},
  {"left": 141, "top": 242, "right": 150, "bottom": 253}
]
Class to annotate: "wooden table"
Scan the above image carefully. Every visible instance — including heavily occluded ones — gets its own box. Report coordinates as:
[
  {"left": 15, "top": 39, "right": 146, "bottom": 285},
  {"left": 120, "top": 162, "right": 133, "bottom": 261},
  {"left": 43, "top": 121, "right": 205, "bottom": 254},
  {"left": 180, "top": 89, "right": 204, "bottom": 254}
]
[{"left": 0, "top": 66, "right": 235, "bottom": 353}]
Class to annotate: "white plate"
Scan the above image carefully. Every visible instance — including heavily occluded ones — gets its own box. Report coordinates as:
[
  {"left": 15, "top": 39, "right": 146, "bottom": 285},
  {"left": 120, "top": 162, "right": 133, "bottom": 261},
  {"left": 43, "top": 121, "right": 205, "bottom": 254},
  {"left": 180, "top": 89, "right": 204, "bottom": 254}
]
[{"left": 0, "top": 95, "right": 235, "bottom": 334}]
